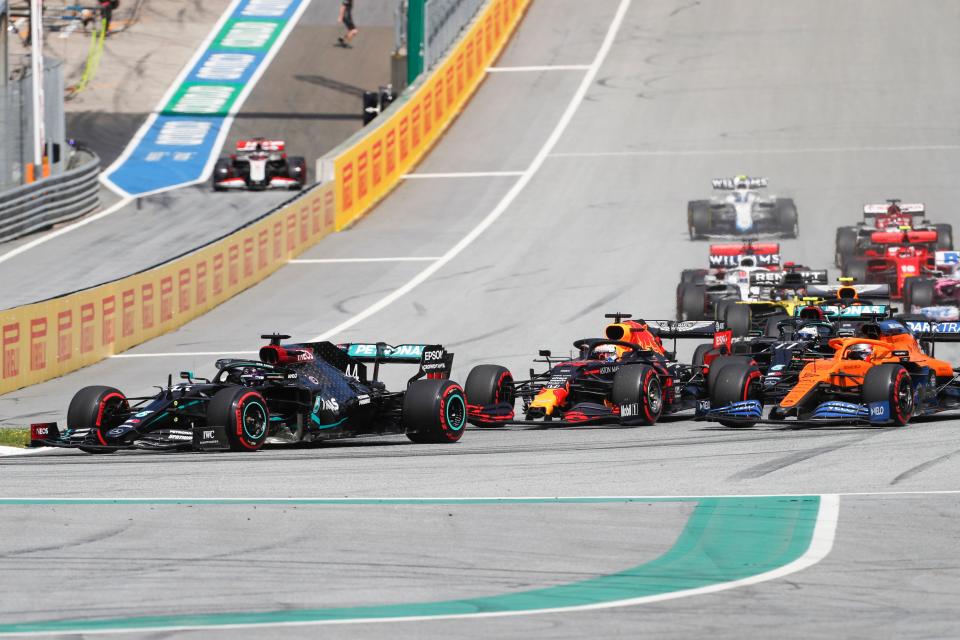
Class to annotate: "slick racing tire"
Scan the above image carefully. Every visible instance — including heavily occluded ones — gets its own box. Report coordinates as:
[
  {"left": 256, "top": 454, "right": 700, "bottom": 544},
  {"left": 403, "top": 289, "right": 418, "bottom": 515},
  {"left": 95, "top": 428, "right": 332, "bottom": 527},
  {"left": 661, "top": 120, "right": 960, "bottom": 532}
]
[
  {"left": 206, "top": 388, "right": 269, "bottom": 451},
  {"left": 612, "top": 364, "right": 663, "bottom": 426},
  {"left": 212, "top": 158, "right": 232, "bottom": 191},
  {"left": 775, "top": 199, "right": 799, "bottom": 238},
  {"left": 287, "top": 156, "right": 307, "bottom": 189},
  {"left": 725, "top": 304, "right": 752, "bottom": 337},
  {"left": 709, "top": 361, "right": 763, "bottom": 428},
  {"left": 464, "top": 364, "right": 514, "bottom": 425},
  {"left": 706, "top": 356, "right": 755, "bottom": 396},
  {"left": 679, "top": 284, "right": 707, "bottom": 320},
  {"left": 835, "top": 226, "right": 859, "bottom": 269},
  {"left": 714, "top": 298, "right": 736, "bottom": 323},
  {"left": 69, "top": 386, "right": 128, "bottom": 454},
  {"left": 763, "top": 314, "right": 789, "bottom": 338},
  {"left": 935, "top": 224, "right": 953, "bottom": 251},
  {"left": 680, "top": 268, "right": 708, "bottom": 284},
  {"left": 844, "top": 257, "right": 869, "bottom": 284},
  {"left": 903, "top": 278, "right": 936, "bottom": 311},
  {"left": 404, "top": 379, "right": 467, "bottom": 443},
  {"left": 692, "top": 343, "right": 714, "bottom": 369},
  {"left": 688, "top": 201, "right": 711, "bottom": 240},
  {"left": 862, "top": 363, "right": 914, "bottom": 426}
]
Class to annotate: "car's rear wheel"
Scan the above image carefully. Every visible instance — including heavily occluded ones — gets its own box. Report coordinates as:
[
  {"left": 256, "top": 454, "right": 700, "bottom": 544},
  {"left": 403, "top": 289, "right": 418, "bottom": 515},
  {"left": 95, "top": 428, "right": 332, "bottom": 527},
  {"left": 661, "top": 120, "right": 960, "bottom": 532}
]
[
  {"left": 688, "top": 201, "right": 711, "bottom": 240},
  {"left": 612, "top": 364, "right": 663, "bottom": 426},
  {"left": 404, "top": 379, "right": 467, "bottom": 443},
  {"left": 709, "top": 361, "right": 763, "bottom": 428},
  {"left": 763, "top": 314, "right": 789, "bottom": 338},
  {"left": 775, "top": 199, "right": 799, "bottom": 238},
  {"left": 725, "top": 304, "right": 752, "bottom": 337},
  {"left": 206, "top": 388, "right": 269, "bottom": 451},
  {"left": 69, "top": 386, "right": 128, "bottom": 454},
  {"left": 680, "top": 284, "right": 707, "bottom": 320},
  {"left": 835, "top": 226, "right": 859, "bottom": 268},
  {"left": 844, "top": 257, "right": 869, "bottom": 284},
  {"left": 680, "top": 268, "right": 708, "bottom": 284},
  {"left": 935, "top": 224, "right": 953, "bottom": 251},
  {"left": 863, "top": 363, "right": 914, "bottom": 426},
  {"left": 903, "top": 278, "right": 936, "bottom": 311}
]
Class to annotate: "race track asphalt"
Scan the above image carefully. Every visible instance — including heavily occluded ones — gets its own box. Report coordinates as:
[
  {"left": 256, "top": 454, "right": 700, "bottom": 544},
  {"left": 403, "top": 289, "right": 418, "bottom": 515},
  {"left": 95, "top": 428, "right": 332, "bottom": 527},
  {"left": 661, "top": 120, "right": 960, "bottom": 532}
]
[{"left": 2, "top": 0, "right": 960, "bottom": 637}]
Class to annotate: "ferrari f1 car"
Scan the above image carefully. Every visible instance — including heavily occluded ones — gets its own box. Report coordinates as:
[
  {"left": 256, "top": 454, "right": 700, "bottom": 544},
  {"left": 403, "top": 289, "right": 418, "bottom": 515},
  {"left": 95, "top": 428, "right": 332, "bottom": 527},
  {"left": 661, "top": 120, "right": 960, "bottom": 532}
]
[
  {"left": 31, "top": 335, "right": 466, "bottom": 453},
  {"left": 835, "top": 200, "right": 953, "bottom": 269},
  {"left": 464, "top": 314, "right": 725, "bottom": 427},
  {"left": 212, "top": 139, "right": 307, "bottom": 191},
  {"left": 699, "top": 316, "right": 960, "bottom": 427},
  {"left": 688, "top": 176, "right": 798, "bottom": 239}
]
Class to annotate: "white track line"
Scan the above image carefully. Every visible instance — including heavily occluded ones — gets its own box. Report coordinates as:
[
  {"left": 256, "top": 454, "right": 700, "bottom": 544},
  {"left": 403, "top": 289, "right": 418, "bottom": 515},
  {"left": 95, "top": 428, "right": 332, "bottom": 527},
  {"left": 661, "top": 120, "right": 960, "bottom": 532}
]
[
  {"left": 0, "top": 196, "right": 133, "bottom": 265},
  {"left": 487, "top": 64, "right": 591, "bottom": 72},
  {"left": 402, "top": 171, "right": 525, "bottom": 179},
  {"left": 290, "top": 257, "right": 441, "bottom": 263},
  {"left": 549, "top": 144, "right": 960, "bottom": 159},
  {"left": 303, "top": 0, "right": 633, "bottom": 343}
]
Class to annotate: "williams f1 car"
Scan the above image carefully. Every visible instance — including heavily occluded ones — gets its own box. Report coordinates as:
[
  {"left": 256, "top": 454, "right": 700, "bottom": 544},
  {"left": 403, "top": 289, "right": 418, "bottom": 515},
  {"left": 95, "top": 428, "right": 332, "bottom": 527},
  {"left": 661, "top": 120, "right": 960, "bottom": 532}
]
[
  {"left": 688, "top": 176, "right": 798, "bottom": 239},
  {"left": 31, "top": 335, "right": 466, "bottom": 453},
  {"left": 465, "top": 314, "right": 725, "bottom": 427},
  {"left": 212, "top": 139, "right": 307, "bottom": 191}
]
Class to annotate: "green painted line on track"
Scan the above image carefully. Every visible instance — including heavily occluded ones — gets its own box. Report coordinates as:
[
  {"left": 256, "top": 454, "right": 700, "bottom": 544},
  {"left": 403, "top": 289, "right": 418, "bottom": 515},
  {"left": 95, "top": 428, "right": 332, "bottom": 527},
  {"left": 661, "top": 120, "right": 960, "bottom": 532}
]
[{"left": 0, "top": 496, "right": 824, "bottom": 635}]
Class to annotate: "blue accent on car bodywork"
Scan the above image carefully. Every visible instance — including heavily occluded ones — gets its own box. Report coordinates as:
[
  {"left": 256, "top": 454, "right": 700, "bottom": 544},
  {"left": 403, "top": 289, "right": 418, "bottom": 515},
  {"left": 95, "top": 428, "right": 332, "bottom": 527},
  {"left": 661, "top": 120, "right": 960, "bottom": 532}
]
[
  {"left": 707, "top": 399, "right": 763, "bottom": 420},
  {"left": 811, "top": 401, "right": 871, "bottom": 421}
]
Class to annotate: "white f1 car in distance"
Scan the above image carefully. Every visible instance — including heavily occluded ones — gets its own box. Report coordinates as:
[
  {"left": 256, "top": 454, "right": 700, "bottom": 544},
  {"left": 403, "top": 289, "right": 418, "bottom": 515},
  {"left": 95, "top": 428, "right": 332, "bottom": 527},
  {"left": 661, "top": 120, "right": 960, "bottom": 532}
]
[
  {"left": 688, "top": 175, "right": 799, "bottom": 240},
  {"left": 212, "top": 139, "right": 307, "bottom": 191}
]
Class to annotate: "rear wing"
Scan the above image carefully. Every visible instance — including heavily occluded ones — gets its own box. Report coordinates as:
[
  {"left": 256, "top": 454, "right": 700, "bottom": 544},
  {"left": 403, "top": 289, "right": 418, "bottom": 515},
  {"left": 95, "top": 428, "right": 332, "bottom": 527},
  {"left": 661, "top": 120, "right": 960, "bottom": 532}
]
[
  {"left": 802, "top": 304, "right": 891, "bottom": 320},
  {"left": 712, "top": 177, "right": 767, "bottom": 190},
  {"left": 903, "top": 319, "right": 960, "bottom": 341},
  {"left": 236, "top": 139, "right": 285, "bottom": 152},
  {"left": 708, "top": 243, "right": 781, "bottom": 269},
  {"left": 749, "top": 269, "right": 828, "bottom": 287},
  {"left": 646, "top": 320, "right": 724, "bottom": 339},
  {"left": 864, "top": 203, "right": 924, "bottom": 215},
  {"left": 806, "top": 283, "right": 891, "bottom": 300},
  {"left": 339, "top": 343, "right": 453, "bottom": 379}
]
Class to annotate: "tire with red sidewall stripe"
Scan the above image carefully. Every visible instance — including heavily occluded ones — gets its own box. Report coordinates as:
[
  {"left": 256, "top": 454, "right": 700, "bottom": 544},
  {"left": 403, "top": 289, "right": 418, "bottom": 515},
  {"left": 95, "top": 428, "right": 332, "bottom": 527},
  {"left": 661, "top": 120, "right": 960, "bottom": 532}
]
[
  {"left": 464, "top": 365, "right": 514, "bottom": 413},
  {"left": 863, "top": 363, "right": 914, "bottom": 426},
  {"left": 612, "top": 364, "right": 663, "bottom": 426},
  {"left": 404, "top": 379, "right": 467, "bottom": 443},
  {"left": 69, "top": 385, "right": 128, "bottom": 454},
  {"left": 207, "top": 387, "right": 269, "bottom": 451},
  {"left": 709, "top": 361, "right": 763, "bottom": 428}
]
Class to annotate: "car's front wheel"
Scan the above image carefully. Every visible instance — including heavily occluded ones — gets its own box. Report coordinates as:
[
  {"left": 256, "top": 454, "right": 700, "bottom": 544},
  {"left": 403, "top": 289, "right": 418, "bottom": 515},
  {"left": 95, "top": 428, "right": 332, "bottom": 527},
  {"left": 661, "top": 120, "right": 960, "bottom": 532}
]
[
  {"left": 69, "top": 385, "right": 128, "bottom": 454},
  {"left": 206, "top": 388, "right": 269, "bottom": 451}
]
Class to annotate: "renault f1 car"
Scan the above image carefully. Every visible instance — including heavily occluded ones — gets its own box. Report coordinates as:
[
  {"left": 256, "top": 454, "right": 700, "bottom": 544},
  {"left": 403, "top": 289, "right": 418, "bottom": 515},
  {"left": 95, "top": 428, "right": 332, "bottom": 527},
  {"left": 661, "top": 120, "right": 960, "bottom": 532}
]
[
  {"left": 688, "top": 176, "right": 798, "bottom": 239},
  {"left": 31, "top": 335, "right": 466, "bottom": 453},
  {"left": 465, "top": 314, "right": 725, "bottom": 427},
  {"left": 212, "top": 139, "right": 307, "bottom": 191},
  {"left": 835, "top": 200, "right": 953, "bottom": 269},
  {"left": 698, "top": 317, "right": 960, "bottom": 427}
]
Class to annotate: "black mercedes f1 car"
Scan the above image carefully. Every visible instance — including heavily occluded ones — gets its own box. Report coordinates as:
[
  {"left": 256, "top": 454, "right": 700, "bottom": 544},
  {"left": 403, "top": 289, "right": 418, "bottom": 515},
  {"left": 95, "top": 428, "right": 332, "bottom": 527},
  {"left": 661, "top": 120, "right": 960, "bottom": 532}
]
[{"left": 31, "top": 335, "right": 466, "bottom": 453}]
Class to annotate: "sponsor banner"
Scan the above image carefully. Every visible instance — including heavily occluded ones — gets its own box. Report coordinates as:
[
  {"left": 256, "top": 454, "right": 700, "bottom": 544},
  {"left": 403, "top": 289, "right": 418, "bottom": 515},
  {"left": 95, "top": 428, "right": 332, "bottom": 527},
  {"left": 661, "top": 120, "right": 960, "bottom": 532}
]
[
  {"left": 0, "top": 183, "right": 335, "bottom": 395},
  {"left": 333, "top": 0, "right": 531, "bottom": 230},
  {"left": 102, "top": 0, "right": 310, "bottom": 197}
]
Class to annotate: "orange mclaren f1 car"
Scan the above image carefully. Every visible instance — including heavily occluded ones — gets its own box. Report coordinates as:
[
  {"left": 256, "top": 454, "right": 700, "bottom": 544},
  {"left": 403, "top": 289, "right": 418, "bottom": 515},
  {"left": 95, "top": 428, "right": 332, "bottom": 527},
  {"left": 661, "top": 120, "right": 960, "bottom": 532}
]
[{"left": 700, "top": 317, "right": 960, "bottom": 426}]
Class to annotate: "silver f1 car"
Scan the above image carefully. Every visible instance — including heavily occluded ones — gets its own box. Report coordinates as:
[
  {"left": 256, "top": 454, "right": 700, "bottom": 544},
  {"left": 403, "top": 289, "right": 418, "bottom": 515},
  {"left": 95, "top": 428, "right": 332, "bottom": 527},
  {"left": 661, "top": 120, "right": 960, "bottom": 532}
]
[
  {"left": 688, "top": 175, "right": 798, "bottom": 240},
  {"left": 212, "top": 139, "right": 307, "bottom": 191}
]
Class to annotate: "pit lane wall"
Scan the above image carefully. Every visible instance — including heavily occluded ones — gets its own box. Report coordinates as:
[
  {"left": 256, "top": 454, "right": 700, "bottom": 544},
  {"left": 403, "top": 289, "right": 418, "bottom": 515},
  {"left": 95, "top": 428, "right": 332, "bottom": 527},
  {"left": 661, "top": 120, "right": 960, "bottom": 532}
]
[
  {"left": 0, "top": 183, "right": 336, "bottom": 395},
  {"left": 0, "top": 0, "right": 529, "bottom": 395},
  {"left": 332, "top": 0, "right": 531, "bottom": 229}
]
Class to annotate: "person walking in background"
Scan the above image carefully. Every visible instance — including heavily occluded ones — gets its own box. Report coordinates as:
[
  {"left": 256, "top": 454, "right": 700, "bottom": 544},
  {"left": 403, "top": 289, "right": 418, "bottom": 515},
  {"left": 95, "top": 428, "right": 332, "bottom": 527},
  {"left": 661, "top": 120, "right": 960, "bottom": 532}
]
[
  {"left": 99, "top": 0, "right": 118, "bottom": 35},
  {"left": 336, "top": 0, "right": 358, "bottom": 48}
]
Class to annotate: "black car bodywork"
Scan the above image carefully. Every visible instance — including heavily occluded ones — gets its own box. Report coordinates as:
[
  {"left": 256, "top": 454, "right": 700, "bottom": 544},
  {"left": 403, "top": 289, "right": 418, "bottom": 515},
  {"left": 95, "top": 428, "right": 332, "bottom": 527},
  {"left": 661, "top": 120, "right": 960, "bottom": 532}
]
[{"left": 32, "top": 335, "right": 466, "bottom": 453}]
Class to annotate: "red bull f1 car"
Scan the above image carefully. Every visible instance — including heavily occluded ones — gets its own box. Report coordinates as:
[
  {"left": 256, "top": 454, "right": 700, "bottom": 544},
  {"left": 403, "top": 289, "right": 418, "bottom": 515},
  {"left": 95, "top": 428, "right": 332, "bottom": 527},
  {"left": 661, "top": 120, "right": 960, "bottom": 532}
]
[
  {"left": 31, "top": 335, "right": 466, "bottom": 453},
  {"left": 465, "top": 314, "right": 727, "bottom": 427},
  {"left": 212, "top": 139, "right": 307, "bottom": 191}
]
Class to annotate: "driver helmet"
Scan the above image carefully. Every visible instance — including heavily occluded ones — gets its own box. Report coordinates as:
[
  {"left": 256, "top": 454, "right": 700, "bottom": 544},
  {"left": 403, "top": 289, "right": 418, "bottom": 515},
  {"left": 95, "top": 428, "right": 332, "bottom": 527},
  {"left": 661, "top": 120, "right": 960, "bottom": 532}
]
[
  {"left": 845, "top": 343, "right": 873, "bottom": 361},
  {"left": 735, "top": 175, "right": 749, "bottom": 189},
  {"left": 593, "top": 344, "right": 618, "bottom": 362},
  {"left": 796, "top": 325, "right": 820, "bottom": 341}
]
